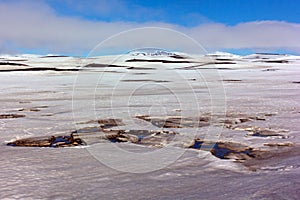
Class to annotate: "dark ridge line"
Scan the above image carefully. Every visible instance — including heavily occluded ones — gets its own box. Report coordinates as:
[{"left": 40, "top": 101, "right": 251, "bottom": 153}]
[
  {"left": 264, "top": 60, "right": 289, "bottom": 63},
  {"left": 179, "top": 62, "right": 236, "bottom": 70},
  {"left": 0, "top": 59, "right": 28, "bottom": 62},
  {"left": 121, "top": 79, "right": 170, "bottom": 83},
  {"left": 255, "top": 53, "right": 287, "bottom": 56},
  {"left": 40, "top": 55, "right": 70, "bottom": 58},
  {"left": 0, "top": 62, "right": 29, "bottom": 66},
  {"left": 131, "top": 72, "right": 151, "bottom": 75},
  {"left": 202, "top": 67, "right": 235, "bottom": 70},
  {"left": 169, "top": 55, "right": 189, "bottom": 59},
  {"left": 254, "top": 60, "right": 289, "bottom": 63},
  {"left": 262, "top": 68, "right": 279, "bottom": 72},
  {"left": 0, "top": 114, "right": 26, "bottom": 119},
  {"left": 125, "top": 59, "right": 195, "bottom": 63},
  {"left": 127, "top": 66, "right": 156, "bottom": 70},
  {"left": 212, "top": 61, "right": 236, "bottom": 64},
  {"left": 98, "top": 70, "right": 124, "bottom": 73},
  {"left": 216, "top": 58, "right": 235, "bottom": 61},
  {"left": 223, "top": 79, "right": 242, "bottom": 82},
  {"left": 180, "top": 67, "right": 235, "bottom": 70},
  {"left": 84, "top": 63, "right": 125, "bottom": 68},
  {"left": 0, "top": 67, "right": 79, "bottom": 72}
]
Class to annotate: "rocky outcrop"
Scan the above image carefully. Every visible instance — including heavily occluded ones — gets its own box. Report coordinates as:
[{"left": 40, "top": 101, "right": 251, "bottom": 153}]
[
  {"left": 233, "top": 126, "right": 289, "bottom": 138},
  {"left": 97, "top": 118, "right": 125, "bottom": 129},
  {"left": 0, "top": 114, "right": 25, "bottom": 119},
  {"left": 6, "top": 114, "right": 293, "bottom": 169},
  {"left": 187, "top": 139, "right": 266, "bottom": 161},
  {"left": 7, "top": 133, "right": 84, "bottom": 147},
  {"left": 136, "top": 115, "right": 210, "bottom": 128}
]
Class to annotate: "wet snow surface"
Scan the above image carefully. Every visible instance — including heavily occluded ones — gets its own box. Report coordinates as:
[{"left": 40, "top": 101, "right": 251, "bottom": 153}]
[{"left": 0, "top": 52, "right": 300, "bottom": 199}]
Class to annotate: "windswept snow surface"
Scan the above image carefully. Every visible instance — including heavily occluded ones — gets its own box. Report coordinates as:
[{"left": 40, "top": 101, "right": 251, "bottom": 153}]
[{"left": 0, "top": 52, "right": 300, "bottom": 199}]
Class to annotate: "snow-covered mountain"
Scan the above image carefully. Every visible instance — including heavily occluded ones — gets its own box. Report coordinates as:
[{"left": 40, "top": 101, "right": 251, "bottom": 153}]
[
  {"left": 0, "top": 51, "right": 299, "bottom": 72},
  {"left": 128, "top": 48, "right": 177, "bottom": 56}
]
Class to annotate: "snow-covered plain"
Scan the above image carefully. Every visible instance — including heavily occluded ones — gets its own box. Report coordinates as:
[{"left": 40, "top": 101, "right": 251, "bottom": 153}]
[{"left": 0, "top": 52, "right": 300, "bottom": 199}]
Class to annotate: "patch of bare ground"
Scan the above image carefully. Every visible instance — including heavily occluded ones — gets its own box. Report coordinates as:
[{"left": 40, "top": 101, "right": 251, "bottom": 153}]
[
  {"left": 187, "top": 139, "right": 263, "bottom": 161},
  {"left": 7, "top": 133, "right": 84, "bottom": 147},
  {"left": 187, "top": 138, "right": 298, "bottom": 171},
  {"left": 243, "top": 144, "right": 300, "bottom": 171},
  {"left": 18, "top": 108, "right": 40, "bottom": 112},
  {"left": 135, "top": 112, "right": 275, "bottom": 129},
  {"left": 6, "top": 113, "right": 294, "bottom": 171},
  {"left": 233, "top": 126, "right": 289, "bottom": 138},
  {"left": 7, "top": 118, "right": 177, "bottom": 148},
  {"left": 136, "top": 115, "right": 210, "bottom": 128},
  {"left": 0, "top": 114, "right": 25, "bottom": 119},
  {"left": 222, "top": 79, "right": 242, "bottom": 82},
  {"left": 121, "top": 79, "right": 170, "bottom": 83}
]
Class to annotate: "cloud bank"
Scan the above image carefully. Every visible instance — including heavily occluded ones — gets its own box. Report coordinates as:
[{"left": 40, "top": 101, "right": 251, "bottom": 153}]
[{"left": 1, "top": 1, "right": 300, "bottom": 55}]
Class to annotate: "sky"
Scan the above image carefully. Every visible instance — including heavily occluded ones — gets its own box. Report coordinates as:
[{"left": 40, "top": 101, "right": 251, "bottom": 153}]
[{"left": 0, "top": 0, "right": 300, "bottom": 56}]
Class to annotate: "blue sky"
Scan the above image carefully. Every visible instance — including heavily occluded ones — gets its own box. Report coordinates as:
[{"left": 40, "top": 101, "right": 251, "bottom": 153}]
[
  {"left": 47, "top": 0, "right": 300, "bottom": 26},
  {"left": 0, "top": 0, "right": 300, "bottom": 55}
]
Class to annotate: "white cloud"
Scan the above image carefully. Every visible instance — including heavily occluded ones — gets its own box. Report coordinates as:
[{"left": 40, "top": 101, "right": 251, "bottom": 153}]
[
  {"left": 187, "top": 21, "right": 300, "bottom": 54},
  {"left": 1, "top": 1, "right": 300, "bottom": 55}
]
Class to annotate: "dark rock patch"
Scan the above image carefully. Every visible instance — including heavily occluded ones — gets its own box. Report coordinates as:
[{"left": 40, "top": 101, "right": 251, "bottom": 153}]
[
  {"left": 73, "top": 126, "right": 102, "bottom": 134},
  {"left": 169, "top": 55, "right": 189, "bottom": 59},
  {"left": 131, "top": 72, "right": 151, "bottom": 75},
  {"left": 35, "top": 105, "right": 49, "bottom": 108},
  {"left": 255, "top": 53, "right": 285, "bottom": 56},
  {"left": 243, "top": 145, "right": 300, "bottom": 171},
  {"left": 251, "top": 116, "right": 266, "bottom": 120},
  {"left": 23, "top": 106, "right": 48, "bottom": 114},
  {"left": 127, "top": 66, "right": 156, "bottom": 70},
  {"left": 18, "top": 108, "right": 40, "bottom": 112},
  {"left": 107, "top": 129, "right": 175, "bottom": 145},
  {"left": 262, "top": 60, "right": 289, "bottom": 64},
  {"left": 40, "top": 55, "right": 69, "bottom": 58},
  {"left": 291, "top": 81, "right": 300, "bottom": 84},
  {"left": 222, "top": 79, "right": 242, "bottom": 82},
  {"left": 97, "top": 118, "right": 125, "bottom": 129},
  {"left": 222, "top": 113, "right": 271, "bottom": 129},
  {"left": 249, "top": 129, "right": 288, "bottom": 138},
  {"left": 84, "top": 63, "right": 124, "bottom": 68},
  {"left": 264, "top": 113, "right": 276, "bottom": 117},
  {"left": 215, "top": 67, "right": 235, "bottom": 70},
  {"left": 125, "top": 58, "right": 194, "bottom": 63},
  {"left": 136, "top": 115, "right": 209, "bottom": 128},
  {"left": 188, "top": 139, "right": 262, "bottom": 161},
  {"left": 136, "top": 113, "right": 271, "bottom": 129},
  {"left": 215, "top": 61, "right": 236, "bottom": 64},
  {"left": 19, "top": 101, "right": 31, "bottom": 104},
  {"left": 138, "top": 130, "right": 176, "bottom": 147},
  {"left": 181, "top": 62, "right": 236, "bottom": 70},
  {"left": 233, "top": 126, "right": 288, "bottom": 138},
  {"left": 74, "top": 127, "right": 176, "bottom": 147},
  {"left": 0, "top": 114, "right": 25, "bottom": 119},
  {"left": 121, "top": 79, "right": 170, "bottom": 83},
  {"left": 215, "top": 58, "right": 235, "bottom": 61},
  {"left": 102, "top": 70, "right": 124, "bottom": 73},
  {"left": 262, "top": 68, "right": 279, "bottom": 72},
  {"left": 0, "top": 62, "right": 28, "bottom": 66},
  {"left": 1, "top": 59, "right": 28, "bottom": 62},
  {"left": 264, "top": 142, "right": 293, "bottom": 147},
  {"left": 0, "top": 67, "right": 79, "bottom": 72},
  {"left": 7, "top": 133, "right": 84, "bottom": 147},
  {"left": 41, "top": 114, "right": 54, "bottom": 117}
]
